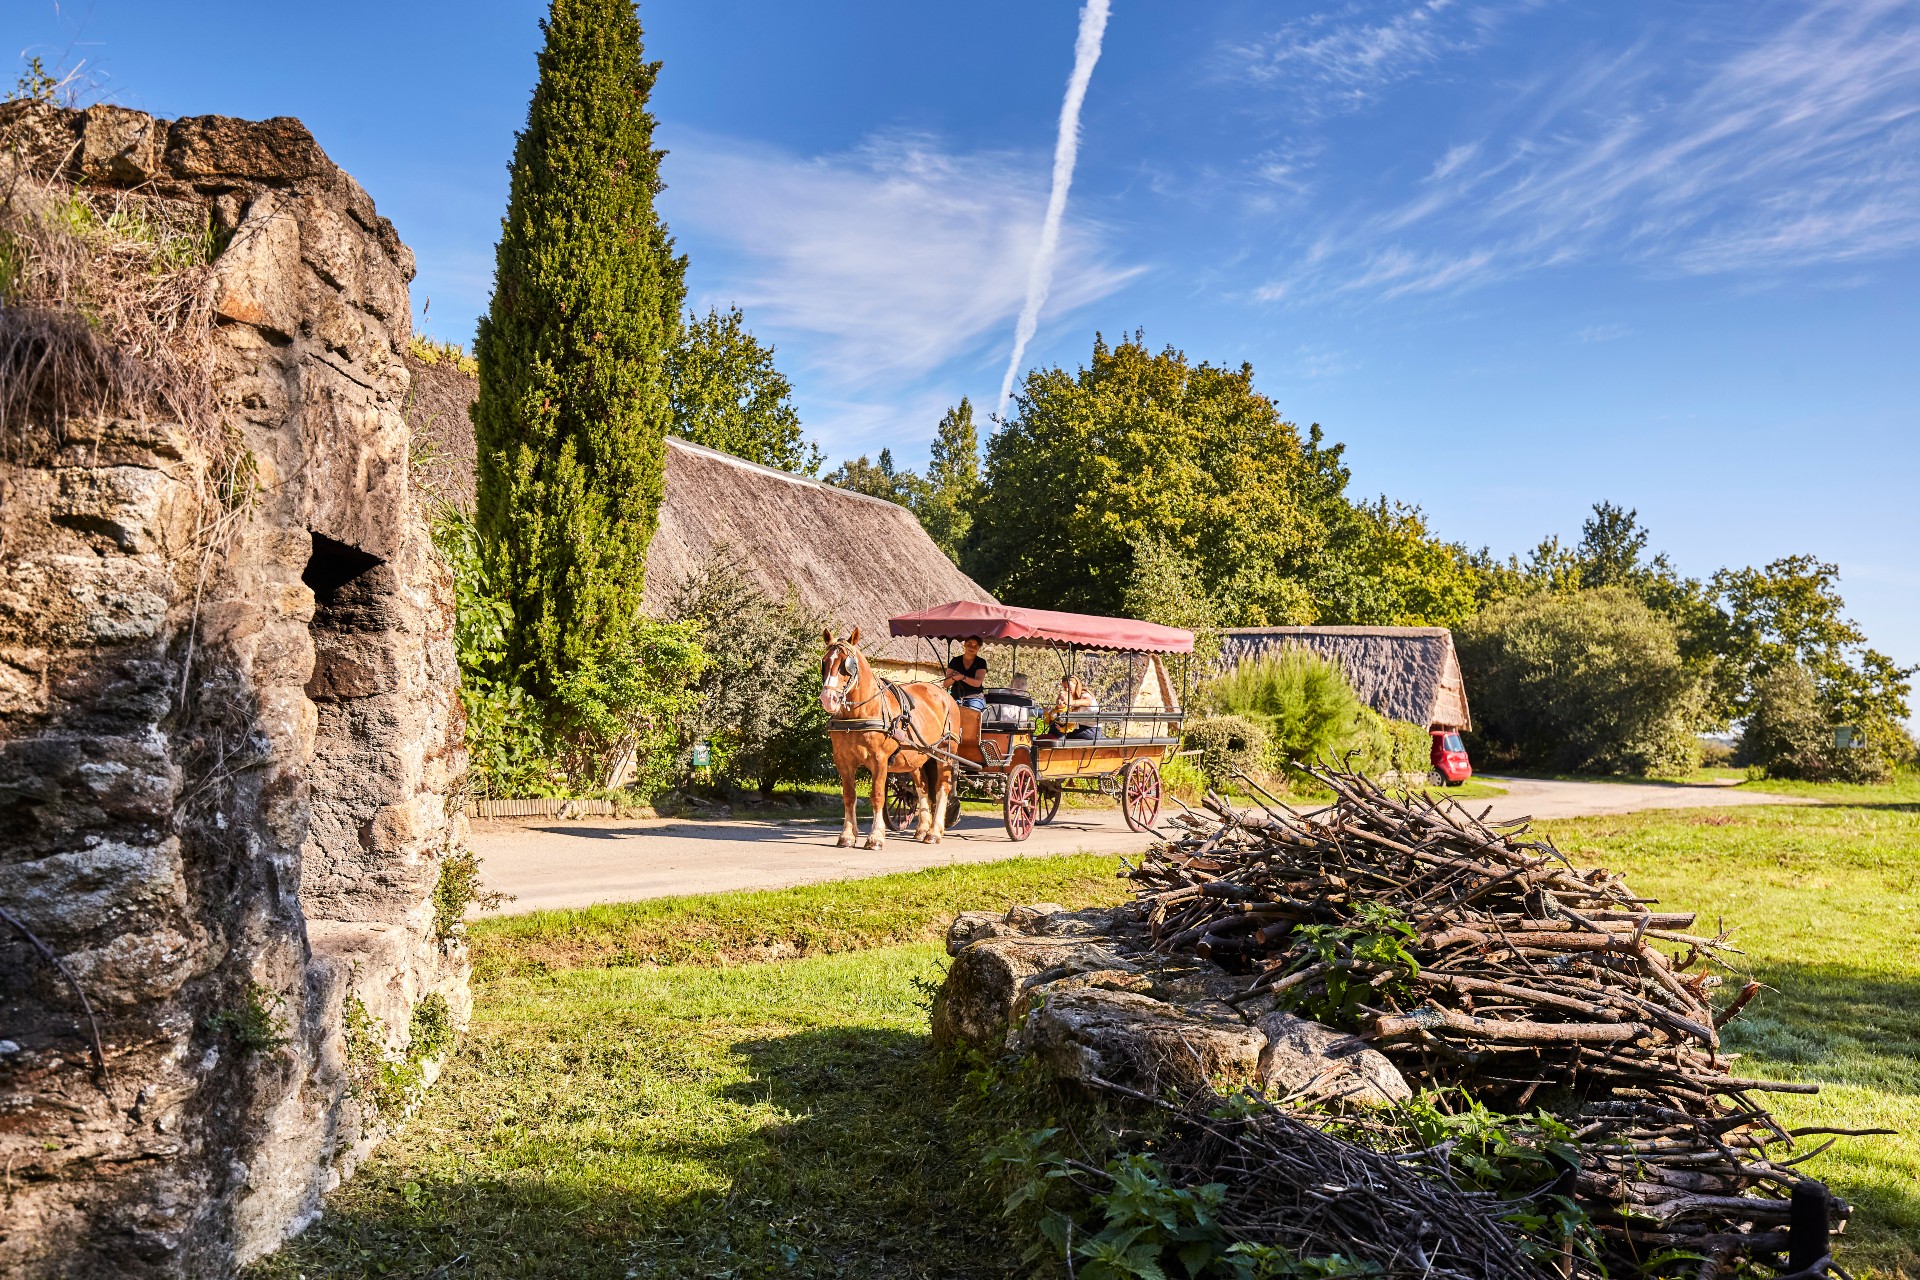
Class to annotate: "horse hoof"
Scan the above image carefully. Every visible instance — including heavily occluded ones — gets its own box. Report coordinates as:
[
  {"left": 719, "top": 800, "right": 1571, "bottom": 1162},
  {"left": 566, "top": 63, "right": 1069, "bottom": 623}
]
[
  {"left": 864, "top": 837, "right": 883, "bottom": 850},
  {"left": 837, "top": 835, "right": 853, "bottom": 848}
]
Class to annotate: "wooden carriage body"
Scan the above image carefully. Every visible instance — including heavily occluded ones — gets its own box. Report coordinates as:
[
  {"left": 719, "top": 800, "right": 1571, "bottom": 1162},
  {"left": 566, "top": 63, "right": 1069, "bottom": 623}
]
[{"left": 884, "top": 602, "right": 1195, "bottom": 840}]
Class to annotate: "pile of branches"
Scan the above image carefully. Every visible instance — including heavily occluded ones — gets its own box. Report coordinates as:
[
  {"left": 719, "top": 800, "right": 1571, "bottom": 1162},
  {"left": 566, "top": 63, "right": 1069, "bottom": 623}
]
[{"left": 1122, "top": 764, "right": 1874, "bottom": 1278}]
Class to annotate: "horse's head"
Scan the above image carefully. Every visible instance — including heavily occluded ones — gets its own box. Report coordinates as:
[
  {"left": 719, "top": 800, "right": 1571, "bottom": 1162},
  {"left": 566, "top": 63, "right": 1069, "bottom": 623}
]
[{"left": 819, "top": 627, "right": 869, "bottom": 716}]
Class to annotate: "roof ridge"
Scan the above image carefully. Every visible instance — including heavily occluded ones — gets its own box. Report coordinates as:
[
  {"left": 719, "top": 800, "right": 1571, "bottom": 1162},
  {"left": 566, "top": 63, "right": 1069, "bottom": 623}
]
[{"left": 665, "top": 437, "right": 911, "bottom": 514}]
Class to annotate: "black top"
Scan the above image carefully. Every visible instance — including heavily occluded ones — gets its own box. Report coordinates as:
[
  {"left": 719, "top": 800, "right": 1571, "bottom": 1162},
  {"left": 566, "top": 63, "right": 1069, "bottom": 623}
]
[{"left": 947, "top": 654, "right": 987, "bottom": 697}]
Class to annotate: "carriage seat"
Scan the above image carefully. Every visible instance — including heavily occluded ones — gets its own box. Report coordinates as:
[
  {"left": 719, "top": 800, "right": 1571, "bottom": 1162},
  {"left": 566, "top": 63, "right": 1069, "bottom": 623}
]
[{"left": 979, "top": 689, "right": 1036, "bottom": 729}]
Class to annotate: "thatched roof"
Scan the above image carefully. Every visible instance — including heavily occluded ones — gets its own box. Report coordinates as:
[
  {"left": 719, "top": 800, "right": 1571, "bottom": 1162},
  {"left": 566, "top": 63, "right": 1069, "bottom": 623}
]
[
  {"left": 404, "top": 352, "right": 479, "bottom": 508},
  {"left": 642, "top": 439, "right": 995, "bottom": 663},
  {"left": 1220, "top": 626, "right": 1472, "bottom": 730},
  {"left": 400, "top": 362, "right": 993, "bottom": 663}
]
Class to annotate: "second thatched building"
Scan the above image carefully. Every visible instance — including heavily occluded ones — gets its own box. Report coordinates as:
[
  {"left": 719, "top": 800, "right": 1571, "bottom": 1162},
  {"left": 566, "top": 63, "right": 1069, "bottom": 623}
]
[{"left": 1220, "top": 625, "right": 1472, "bottom": 731}]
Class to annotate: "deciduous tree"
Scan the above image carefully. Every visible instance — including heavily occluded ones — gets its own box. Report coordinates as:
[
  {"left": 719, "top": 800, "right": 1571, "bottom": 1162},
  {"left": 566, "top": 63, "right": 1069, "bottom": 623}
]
[
  {"left": 1457, "top": 588, "right": 1704, "bottom": 775},
  {"left": 916, "top": 398, "right": 979, "bottom": 563},
  {"left": 965, "top": 334, "right": 1328, "bottom": 622},
  {"left": 670, "top": 305, "right": 822, "bottom": 474}
]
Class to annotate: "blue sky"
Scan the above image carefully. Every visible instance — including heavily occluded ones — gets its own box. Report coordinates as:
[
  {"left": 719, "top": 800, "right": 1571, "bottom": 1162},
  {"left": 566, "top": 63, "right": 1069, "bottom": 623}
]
[{"left": 17, "top": 0, "right": 1919, "bottom": 681}]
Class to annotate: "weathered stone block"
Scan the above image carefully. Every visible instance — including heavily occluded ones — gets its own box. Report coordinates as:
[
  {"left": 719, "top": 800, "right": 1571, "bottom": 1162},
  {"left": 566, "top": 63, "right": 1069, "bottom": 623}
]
[
  {"left": 1255, "top": 1011, "right": 1411, "bottom": 1106},
  {"left": 1015, "top": 987, "right": 1266, "bottom": 1093}
]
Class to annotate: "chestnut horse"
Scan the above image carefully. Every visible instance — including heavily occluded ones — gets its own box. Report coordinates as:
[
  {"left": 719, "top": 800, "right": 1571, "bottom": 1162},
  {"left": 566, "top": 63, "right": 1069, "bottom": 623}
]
[{"left": 818, "top": 628, "right": 958, "bottom": 849}]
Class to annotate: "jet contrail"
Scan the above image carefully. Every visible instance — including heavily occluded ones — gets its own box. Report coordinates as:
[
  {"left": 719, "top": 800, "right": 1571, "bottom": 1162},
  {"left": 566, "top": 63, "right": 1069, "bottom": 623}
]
[{"left": 996, "top": 0, "right": 1111, "bottom": 421}]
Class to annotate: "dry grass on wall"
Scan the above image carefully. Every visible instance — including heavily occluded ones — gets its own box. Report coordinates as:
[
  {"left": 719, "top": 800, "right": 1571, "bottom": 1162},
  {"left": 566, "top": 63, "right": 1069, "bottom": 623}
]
[{"left": 0, "top": 151, "right": 221, "bottom": 449}]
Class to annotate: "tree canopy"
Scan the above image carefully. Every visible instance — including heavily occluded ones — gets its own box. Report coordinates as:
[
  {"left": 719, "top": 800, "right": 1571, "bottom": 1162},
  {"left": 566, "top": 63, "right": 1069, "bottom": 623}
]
[
  {"left": 472, "top": 0, "right": 683, "bottom": 692},
  {"left": 669, "top": 305, "right": 822, "bottom": 474},
  {"left": 965, "top": 334, "right": 1332, "bottom": 621}
]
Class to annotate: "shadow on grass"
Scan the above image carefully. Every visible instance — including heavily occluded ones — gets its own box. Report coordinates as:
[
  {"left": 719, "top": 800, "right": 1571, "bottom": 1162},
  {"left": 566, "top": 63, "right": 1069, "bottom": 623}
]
[
  {"left": 1795, "top": 800, "right": 1920, "bottom": 814},
  {"left": 1726, "top": 959, "right": 1920, "bottom": 1276},
  {"left": 1728, "top": 960, "right": 1920, "bottom": 1097},
  {"left": 250, "top": 1027, "right": 1017, "bottom": 1280}
]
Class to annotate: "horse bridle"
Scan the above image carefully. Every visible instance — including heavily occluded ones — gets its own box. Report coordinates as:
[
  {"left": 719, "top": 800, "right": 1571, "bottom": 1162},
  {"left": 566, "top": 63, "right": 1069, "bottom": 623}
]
[
  {"left": 821, "top": 643, "right": 885, "bottom": 718},
  {"left": 821, "top": 643, "right": 958, "bottom": 757}
]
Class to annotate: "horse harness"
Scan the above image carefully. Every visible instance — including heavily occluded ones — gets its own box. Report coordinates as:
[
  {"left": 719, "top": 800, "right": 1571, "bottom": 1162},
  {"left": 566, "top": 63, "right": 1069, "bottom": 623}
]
[{"left": 823, "top": 644, "right": 957, "bottom": 764}]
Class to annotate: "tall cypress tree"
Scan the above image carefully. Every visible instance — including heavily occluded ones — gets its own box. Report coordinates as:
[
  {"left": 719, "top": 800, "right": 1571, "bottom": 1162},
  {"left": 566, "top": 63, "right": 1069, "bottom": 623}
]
[{"left": 472, "top": 0, "right": 685, "bottom": 694}]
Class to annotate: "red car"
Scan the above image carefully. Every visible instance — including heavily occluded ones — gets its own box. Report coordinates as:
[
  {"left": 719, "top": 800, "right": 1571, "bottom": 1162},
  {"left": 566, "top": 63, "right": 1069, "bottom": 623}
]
[{"left": 1430, "top": 729, "right": 1472, "bottom": 785}]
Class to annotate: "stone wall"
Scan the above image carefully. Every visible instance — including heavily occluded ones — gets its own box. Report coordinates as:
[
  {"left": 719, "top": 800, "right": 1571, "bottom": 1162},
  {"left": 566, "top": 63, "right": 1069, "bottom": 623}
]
[{"left": 0, "top": 103, "right": 469, "bottom": 1277}]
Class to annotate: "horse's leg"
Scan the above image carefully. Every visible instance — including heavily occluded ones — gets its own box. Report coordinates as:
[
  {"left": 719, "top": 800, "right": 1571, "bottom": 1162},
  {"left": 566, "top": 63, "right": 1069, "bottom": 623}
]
[
  {"left": 865, "top": 749, "right": 888, "bottom": 849},
  {"left": 913, "top": 759, "right": 935, "bottom": 843},
  {"left": 836, "top": 750, "right": 859, "bottom": 848},
  {"left": 928, "top": 761, "right": 951, "bottom": 844}
]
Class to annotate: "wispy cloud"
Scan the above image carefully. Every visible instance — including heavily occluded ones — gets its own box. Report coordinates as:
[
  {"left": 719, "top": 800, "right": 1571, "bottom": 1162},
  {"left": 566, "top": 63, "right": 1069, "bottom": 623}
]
[
  {"left": 1575, "top": 322, "right": 1632, "bottom": 343},
  {"left": 1288, "top": 343, "right": 1361, "bottom": 378},
  {"left": 1257, "top": 0, "right": 1920, "bottom": 299},
  {"left": 1228, "top": 0, "right": 1528, "bottom": 117},
  {"left": 661, "top": 128, "right": 1140, "bottom": 392}
]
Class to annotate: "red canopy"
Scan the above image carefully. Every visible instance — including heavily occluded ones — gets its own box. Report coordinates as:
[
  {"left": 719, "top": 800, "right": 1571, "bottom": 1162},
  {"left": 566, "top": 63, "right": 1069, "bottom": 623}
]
[{"left": 888, "top": 601, "right": 1195, "bottom": 654}]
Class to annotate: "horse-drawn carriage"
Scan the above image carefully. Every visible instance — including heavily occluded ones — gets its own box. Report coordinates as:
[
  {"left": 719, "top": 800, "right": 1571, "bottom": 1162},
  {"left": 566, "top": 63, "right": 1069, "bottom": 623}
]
[{"left": 816, "top": 602, "right": 1193, "bottom": 848}]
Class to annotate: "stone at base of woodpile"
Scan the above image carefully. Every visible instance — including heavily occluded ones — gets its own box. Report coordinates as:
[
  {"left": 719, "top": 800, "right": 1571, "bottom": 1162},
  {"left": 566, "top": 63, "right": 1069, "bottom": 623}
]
[{"left": 933, "top": 904, "right": 1408, "bottom": 1105}]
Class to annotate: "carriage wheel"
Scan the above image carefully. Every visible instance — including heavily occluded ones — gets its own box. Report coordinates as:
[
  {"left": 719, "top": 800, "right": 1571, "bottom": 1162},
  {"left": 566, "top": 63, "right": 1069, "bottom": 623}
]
[
  {"left": 1121, "top": 759, "right": 1162, "bottom": 832},
  {"left": 946, "top": 789, "right": 964, "bottom": 827},
  {"left": 1003, "top": 762, "right": 1038, "bottom": 842},
  {"left": 883, "top": 776, "right": 918, "bottom": 833},
  {"left": 1036, "top": 783, "right": 1063, "bottom": 826}
]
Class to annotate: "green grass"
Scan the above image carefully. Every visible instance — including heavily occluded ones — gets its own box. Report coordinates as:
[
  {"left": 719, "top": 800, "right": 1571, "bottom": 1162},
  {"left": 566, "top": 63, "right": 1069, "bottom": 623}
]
[
  {"left": 472, "top": 853, "right": 1126, "bottom": 976},
  {"left": 259, "top": 789, "right": 1918, "bottom": 1279},
  {"left": 1729, "top": 772, "right": 1920, "bottom": 803},
  {"left": 1543, "top": 798, "right": 1920, "bottom": 1277},
  {"left": 252, "top": 943, "right": 1009, "bottom": 1279}
]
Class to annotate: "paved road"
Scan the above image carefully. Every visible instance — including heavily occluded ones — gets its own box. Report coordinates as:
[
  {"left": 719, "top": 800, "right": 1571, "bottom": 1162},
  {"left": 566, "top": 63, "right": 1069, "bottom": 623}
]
[
  {"left": 471, "top": 777, "right": 1809, "bottom": 916},
  {"left": 471, "top": 808, "right": 1158, "bottom": 915},
  {"left": 1471, "top": 775, "right": 1811, "bottom": 822}
]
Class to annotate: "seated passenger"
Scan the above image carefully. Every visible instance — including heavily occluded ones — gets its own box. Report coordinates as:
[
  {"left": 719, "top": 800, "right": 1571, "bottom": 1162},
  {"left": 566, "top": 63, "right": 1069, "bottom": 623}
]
[
  {"left": 1050, "top": 675, "right": 1100, "bottom": 740},
  {"left": 943, "top": 636, "right": 988, "bottom": 711}
]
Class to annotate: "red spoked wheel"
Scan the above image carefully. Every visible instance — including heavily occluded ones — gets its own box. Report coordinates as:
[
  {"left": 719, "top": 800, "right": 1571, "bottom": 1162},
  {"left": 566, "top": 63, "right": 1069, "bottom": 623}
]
[
  {"left": 883, "top": 775, "right": 918, "bottom": 833},
  {"left": 1037, "top": 783, "right": 1063, "bottom": 826},
  {"left": 1003, "top": 762, "right": 1039, "bottom": 842},
  {"left": 1121, "top": 758, "right": 1162, "bottom": 832}
]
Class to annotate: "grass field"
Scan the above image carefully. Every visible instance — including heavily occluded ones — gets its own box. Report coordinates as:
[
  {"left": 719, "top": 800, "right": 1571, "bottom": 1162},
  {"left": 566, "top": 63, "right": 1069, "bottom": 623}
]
[{"left": 254, "top": 787, "right": 1919, "bottom": 1279}]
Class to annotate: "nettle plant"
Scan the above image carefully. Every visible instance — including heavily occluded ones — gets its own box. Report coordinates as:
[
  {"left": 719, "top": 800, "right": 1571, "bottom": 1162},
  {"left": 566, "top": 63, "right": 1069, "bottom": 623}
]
[{"left": 1285, "top": 902, "right": 1420, "bottom": 1026}]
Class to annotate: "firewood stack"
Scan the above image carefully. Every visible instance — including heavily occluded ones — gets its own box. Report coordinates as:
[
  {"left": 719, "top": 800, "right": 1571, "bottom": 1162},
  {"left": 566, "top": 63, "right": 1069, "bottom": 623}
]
[{"left": 1125, "top": 764, "right": 1870, "bottom": 1278}]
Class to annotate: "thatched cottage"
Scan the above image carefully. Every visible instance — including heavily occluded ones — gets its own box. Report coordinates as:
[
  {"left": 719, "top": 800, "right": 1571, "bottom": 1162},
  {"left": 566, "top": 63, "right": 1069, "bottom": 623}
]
[
  {"left": 408, "top": 362, "right": 994, "bottom": 675},
  {"left": 640, "top": 439, "right": 994, "bottom": 673},
  {"left": 1220, "top": 626, "right": 1472, "bottom": 731}
]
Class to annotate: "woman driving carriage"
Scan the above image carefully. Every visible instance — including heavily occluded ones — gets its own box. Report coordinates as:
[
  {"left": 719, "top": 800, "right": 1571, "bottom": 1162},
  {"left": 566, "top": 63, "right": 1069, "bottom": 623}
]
[{"left": 942, "top": 636, "right": 988, "bottom": 710}]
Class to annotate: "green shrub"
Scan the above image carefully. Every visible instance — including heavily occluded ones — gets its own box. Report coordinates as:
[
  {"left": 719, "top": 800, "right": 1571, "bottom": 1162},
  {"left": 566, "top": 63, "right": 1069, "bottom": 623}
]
[
  {"left": 1699, "top": 736, "right": 1737, "bottom": 768},
  {"left": 1456, "top": 587, "right": 1704, "bottom": 775},
  {"left": 1738, "top": 661, "right": 1828, "bottom": 779},
  {"left": 549, "top": 619, "right": 709, "bottom": 792},
  {"left": 1349, "top": 712, "right": 1433, "bottom": 778},
  {"left": 666, "top": 552, "right": 831, "bottom": 795},
  {"left": 432, "top": 504, "right": 709, "bottom": 797},
  {"left": 1182, "top": 715, "right": 1270, "bottom": 785},
  {"left": 1159, "top": 752, "right": 1209, "bottom": 803},
  {"left": 1200, "top": 649, "right": 1371, "bottom": 769}
]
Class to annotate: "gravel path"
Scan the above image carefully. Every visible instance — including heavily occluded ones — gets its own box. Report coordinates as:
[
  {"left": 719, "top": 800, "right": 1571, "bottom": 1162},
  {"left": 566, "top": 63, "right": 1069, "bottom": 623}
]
[{"left": 471, "top": 777, "right": 1808, "bottom": 915}]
